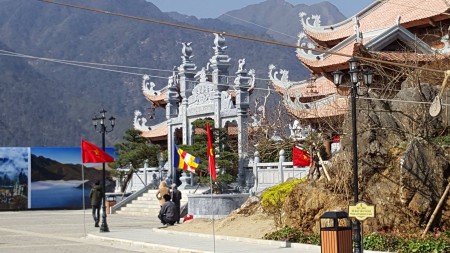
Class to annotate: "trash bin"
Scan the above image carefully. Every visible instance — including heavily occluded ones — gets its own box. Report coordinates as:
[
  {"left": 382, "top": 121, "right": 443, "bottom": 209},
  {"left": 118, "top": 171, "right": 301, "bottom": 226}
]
[
  {"left": 320, "top": 211, "right": 352, "bottom": 253},
  {"left": 105, "top": 195, "right": 116, "bottom": 214}
]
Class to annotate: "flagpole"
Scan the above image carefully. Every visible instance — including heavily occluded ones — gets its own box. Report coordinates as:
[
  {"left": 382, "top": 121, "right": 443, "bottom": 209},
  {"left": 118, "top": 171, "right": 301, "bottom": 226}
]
[
  {"left": 206, "top": 122, "right": 216, "bottom": 253},
  {"left": 209, "top": 165, "right": 216, "bottom": 253},
  {"left": 82, "top": 163, "right": 87, "bottom": 237}
]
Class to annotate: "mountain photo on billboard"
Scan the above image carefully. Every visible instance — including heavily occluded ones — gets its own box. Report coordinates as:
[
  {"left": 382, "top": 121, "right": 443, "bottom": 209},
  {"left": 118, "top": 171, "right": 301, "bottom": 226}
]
[
  {"left": 29, "top": 147, "right": 114, "bottom": 209},
  {"left": 0, "top": 147, "right": 29, "bottom": 210}
]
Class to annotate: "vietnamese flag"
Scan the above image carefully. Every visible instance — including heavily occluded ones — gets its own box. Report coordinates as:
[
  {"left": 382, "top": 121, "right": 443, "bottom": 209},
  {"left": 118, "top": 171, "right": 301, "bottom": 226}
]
[
  {"left": 292, "top": 146, "right": 311, "bottom": 167},
  {"left": 206, "top": 122, "right": 217, "bottom": 181},
  {"left": 81, "top": 139, "right": 115, "bottom": 163}
]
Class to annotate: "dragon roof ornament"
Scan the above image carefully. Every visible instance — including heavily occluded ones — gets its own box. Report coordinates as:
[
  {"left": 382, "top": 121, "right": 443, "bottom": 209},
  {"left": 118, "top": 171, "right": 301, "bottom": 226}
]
[
  {"left": 142, "top": 75, "right": 161, "bottom": 96},
  {"left": 299, "top": 12, "right": 321, "bottom": 30},
  {"left": 268, "top": 64, "right": 292, "bottom": 89},
  {"left": 296, "top": 32, "right": 321, "bottom": 60},
  {"left": 133, "top": 110, "right": 150, "bottom": 132},
  {"left": 283, "top": 91, "right": 339, "bottom": 111}
]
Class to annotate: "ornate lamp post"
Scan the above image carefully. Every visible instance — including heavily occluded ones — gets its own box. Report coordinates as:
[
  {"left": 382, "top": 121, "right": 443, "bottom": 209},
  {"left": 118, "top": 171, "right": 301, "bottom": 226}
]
[
  {"left": 332, "top": 57, "right": 373, "bottom": 253},
  {"left": 92, "top": 109, "right": 115, "bottom": 233}
]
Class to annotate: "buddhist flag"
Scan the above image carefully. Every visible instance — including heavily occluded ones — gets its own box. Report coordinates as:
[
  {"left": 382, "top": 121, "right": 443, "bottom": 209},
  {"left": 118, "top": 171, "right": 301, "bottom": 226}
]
[
  {"left": 292, "top": 146, "right": 311, "bottom": 167},
  {"left": 81, "top": 139, "right": 115, "bottom": 163},
  {"left": 206, "top": 122, "right": 217, "bottom": 181},
  {"left": 174, "top": 144, "right": 200, "bottom": 174}
]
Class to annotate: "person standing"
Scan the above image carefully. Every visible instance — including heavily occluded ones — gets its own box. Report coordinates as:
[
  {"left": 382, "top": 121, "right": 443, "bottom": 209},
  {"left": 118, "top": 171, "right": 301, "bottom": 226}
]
[
  {"left": 158, "top": 194, "right": 177, "bottom": 226},
  {"left": 89, "top": 180, "right": 102, "bottom": 227},
  {"left": 171, "top": 184, "right": 182, "bottom": 223},
  {"left": 156, "top": 181, "right": 170, "bottom": 207}
]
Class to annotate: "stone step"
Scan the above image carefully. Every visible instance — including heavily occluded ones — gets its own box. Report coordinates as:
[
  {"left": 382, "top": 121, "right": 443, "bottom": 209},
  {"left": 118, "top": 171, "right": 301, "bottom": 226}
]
[
  {"left": 126, "top": 203, "right": 156, "bottom": 209},
  {"left": 114, "top": 188, "right": 193, "bottom": 217},
  {"left": 115, "top": 210, "right": 158, "bottom": 216},
  {"left": 120, "top": 206, "right": 161, "bottom": 212}
]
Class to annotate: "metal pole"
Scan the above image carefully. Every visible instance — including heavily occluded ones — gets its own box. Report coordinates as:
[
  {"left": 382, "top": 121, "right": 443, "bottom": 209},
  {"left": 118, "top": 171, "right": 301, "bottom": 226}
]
[
  {"left": 351, "top": 81, "right": 361, "bottom": 253},
  {"left": 100, "top": 123, "right": 110, "bottom": 232}
]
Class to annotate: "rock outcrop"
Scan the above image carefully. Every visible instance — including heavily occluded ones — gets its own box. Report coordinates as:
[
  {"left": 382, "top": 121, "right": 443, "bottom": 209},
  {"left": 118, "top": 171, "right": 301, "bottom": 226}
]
[{"left": 283, "top": 83, "right": 450, "bottom": 233}]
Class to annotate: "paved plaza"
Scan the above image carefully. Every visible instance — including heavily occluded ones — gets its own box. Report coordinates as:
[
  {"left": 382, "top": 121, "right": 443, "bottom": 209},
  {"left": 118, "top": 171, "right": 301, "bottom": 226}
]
[{"left": 0, "top": 210, "right": 388, "bottom": 253}]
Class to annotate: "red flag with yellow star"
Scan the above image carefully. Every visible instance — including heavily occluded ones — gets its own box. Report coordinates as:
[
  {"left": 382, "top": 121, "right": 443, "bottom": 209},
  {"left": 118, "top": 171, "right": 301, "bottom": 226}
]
[
  {"left": 206, "top": 122, "right": 217, "bottom": 181},
  {"left": 292, "top": 146, "right": 311, "bottom": 167},
  {"left": 81, "top": 139, "right": 114, "bottom": 163}
]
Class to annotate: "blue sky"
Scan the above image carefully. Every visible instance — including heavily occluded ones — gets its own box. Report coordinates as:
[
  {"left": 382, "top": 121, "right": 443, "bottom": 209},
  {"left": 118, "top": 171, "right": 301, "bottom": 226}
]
[
  {"left": 148, "top": 0, "right": 376, "bottom": 19},
  {"left": 31, "top": 147, "right": 116, "bottom": 165}
]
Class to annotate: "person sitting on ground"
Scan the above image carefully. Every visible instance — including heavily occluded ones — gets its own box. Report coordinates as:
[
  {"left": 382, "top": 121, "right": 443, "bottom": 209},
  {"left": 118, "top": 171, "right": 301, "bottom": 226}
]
[{"left": 158, "top": 194, "right": 177, "bottom": 226}]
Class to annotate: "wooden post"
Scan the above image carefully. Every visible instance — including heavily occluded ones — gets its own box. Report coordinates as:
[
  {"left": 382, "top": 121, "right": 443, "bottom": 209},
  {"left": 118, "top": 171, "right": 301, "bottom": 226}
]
[
  {"left": 421, "top": 182, "right": 450, "bottom": 238},
  {"left": 317, "top": 152, "right": 331, "bottom": 181}
]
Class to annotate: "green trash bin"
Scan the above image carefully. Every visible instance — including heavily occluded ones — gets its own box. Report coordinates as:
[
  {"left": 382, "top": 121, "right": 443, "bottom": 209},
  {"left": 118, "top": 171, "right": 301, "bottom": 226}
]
[{"left": 320, "top": 211, "right": 352, "bottom": 253}]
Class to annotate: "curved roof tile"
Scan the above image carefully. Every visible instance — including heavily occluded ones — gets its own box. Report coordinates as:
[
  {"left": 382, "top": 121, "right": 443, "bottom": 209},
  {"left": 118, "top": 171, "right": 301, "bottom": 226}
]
[
  {"left": 303, "top": 0, "right": 450, "bottom": 43},
  {"left": 286, "top": 96, "right": 348, "bottom": 119}
]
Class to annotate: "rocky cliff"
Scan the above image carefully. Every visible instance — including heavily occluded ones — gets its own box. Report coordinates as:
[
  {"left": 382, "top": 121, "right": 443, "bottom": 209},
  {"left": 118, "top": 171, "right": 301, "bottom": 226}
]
[{"left": 283, "top": 80, "right": 450, "bottom": 232}]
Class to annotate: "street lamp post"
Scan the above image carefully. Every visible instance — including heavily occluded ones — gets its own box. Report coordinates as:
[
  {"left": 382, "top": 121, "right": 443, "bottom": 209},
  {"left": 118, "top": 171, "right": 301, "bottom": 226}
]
[
  {"left": 92, "top": 109, "right": 115, "bottom": 233},
  {"left": 332, "top": 57, "right": 373, "bottom": 253}
]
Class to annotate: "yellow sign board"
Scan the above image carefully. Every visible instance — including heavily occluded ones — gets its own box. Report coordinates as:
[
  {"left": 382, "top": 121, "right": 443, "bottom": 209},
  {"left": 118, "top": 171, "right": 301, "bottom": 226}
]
[{"left": 348, "top": 202, "right": 376, "bottom": 221}]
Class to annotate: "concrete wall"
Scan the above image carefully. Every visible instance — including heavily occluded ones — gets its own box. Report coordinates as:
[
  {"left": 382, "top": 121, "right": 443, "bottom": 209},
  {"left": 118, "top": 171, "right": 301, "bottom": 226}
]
[{"left": 187, "top": 193, "right": 250, "bottom": 219}]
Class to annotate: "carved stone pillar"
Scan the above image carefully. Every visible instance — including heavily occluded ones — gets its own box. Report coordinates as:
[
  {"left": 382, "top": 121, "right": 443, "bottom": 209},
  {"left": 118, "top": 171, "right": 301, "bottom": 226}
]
[
  {"left": 234, "top": 59, "right": 252, "bottom": 190},
  {"left": 209, "top": 33, "right": 231, "bottom": 128},
  {"left": 165, "top": 73, "right": 180, "bottom": 184},
  {"left": 178, "top": 42, "right": 197, "bottom": 145}
]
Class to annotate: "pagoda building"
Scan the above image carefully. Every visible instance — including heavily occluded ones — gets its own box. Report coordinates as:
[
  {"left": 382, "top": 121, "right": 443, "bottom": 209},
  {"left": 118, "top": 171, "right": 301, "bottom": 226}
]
[{"left": 269, "top": 0, "right": 450, "bottom": 138}]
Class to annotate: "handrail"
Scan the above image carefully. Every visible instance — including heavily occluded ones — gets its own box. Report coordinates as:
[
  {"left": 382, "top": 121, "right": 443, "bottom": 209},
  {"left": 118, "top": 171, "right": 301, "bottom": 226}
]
[{"left": 111, "top": 183, "right": 154, "bottom": 213}]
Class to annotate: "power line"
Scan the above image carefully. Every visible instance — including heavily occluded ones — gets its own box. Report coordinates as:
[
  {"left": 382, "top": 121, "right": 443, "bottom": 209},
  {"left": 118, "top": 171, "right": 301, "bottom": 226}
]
[
  {"left": 0, "top": 51, "right": 149, "bottom": 77},
  {"left": 37, "top": 0, "right": 447, "bottom": 75},
  {"left": 1, "top": 48, "right": 446, "bottom": 105},
  {"left": 0, "top": 49, "right": 276, "bottom": 82},
  {"left": 222, "top": 13, "right": 298, "bottom": 40}
]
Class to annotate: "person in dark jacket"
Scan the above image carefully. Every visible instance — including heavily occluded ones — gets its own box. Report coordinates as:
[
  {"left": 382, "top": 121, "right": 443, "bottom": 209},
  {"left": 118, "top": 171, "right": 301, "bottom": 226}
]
[
  {"left": 89, "top": 180, "right": 102, "bottom": 227},
  {"left": 171, "top": 184, "right": 182, "bottom": 224},
  {"left": 158, "top": 194, "right": 177, "bottom": 226}
]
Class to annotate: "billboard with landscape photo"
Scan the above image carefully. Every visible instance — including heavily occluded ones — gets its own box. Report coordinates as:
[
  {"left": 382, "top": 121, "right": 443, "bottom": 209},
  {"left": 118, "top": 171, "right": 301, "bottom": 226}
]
[{"left": 0, "top": 146, "right": 115, "bottom": 210}]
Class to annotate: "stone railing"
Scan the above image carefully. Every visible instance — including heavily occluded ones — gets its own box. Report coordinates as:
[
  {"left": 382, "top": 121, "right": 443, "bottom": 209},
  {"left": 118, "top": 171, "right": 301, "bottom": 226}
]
[
  {"left": 248, "top": 149, "right": 309, "bottom": 193},
  {"left": 114, "top": 167, "right": 168, "bottom": 193}
]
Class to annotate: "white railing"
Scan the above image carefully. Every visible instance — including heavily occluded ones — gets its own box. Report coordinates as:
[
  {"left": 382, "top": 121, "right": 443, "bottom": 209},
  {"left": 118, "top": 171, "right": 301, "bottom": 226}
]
[
  {"left": 248, "top": 149, "right": 310, "bottom": 193},
  {"left": 114, "top": 167, "right": 168, "bottom": 193}
]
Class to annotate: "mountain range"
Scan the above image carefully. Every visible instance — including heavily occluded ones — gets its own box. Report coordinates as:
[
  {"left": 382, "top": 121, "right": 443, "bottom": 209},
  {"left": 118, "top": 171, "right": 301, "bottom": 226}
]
[{"left": 0, "top": 0, "right": 345, "bottom": 147}]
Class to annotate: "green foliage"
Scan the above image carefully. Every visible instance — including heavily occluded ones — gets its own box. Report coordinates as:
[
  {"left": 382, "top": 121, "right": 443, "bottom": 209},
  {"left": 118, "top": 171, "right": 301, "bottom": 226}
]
[
  {"left": 191, "top": 119, "right": 214, "bottom": 128},
  {"left": 109, "top": 129, "right": 161, "bottom": 192},
  {"left": 364, "top": 233, "right": 402, "bottom": 252},
  {"left": 363, "top": 230, "right": 450, "bottom": 253},
  {"left": 183, "top": 120, "right": 239, "bottom": 188},
  {"left": 263, "top": 226, "right": 320, "bottom": 244},
  {"left": 431, "top": 135, "right": 450, "bottom": 146},
  {"left": 261, "top": 179, "right": 300, "bottom": 227},
  {"left": 197, "top": 172, "right": 235, "bottom": 185},
  {"left": 263, "top": 228, "right": 450, "bottom": 252}
]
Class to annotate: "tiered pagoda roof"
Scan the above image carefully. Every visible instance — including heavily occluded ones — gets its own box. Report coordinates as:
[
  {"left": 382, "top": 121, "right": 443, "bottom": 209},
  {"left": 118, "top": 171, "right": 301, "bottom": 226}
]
[
  {"left": 301, "top": 0, "right": 450, "bottom": 46},
  {"left": 272, "top": 0, "right": 450, "bottom": 121}
]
